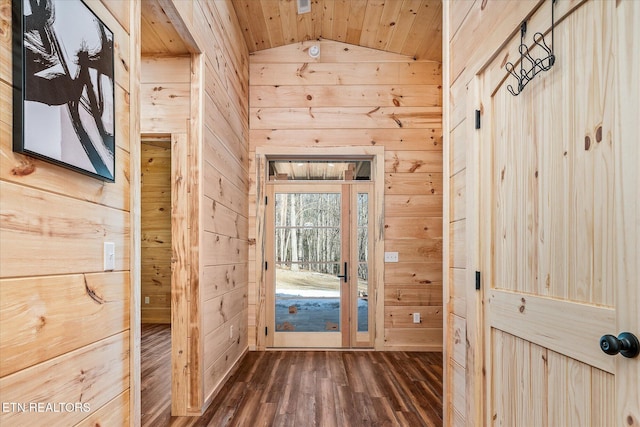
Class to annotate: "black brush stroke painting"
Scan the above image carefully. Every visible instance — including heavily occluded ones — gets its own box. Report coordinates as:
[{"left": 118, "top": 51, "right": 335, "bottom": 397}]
[{"left": 13, "top": 0, "right": 115, "bottom": 181}]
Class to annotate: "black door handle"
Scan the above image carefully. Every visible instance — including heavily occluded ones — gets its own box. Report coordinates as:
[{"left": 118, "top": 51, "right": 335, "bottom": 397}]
[
  {"left": 337, "top": 262, "right": 348, "bottom": 282},
  {"left": 599, "top": 332, "right": 640, "bottom": 358}
]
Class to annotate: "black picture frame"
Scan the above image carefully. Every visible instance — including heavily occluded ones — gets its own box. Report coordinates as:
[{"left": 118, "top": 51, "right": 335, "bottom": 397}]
[{"left": 12, "top": 0, "right": 116, "bottom": 182}]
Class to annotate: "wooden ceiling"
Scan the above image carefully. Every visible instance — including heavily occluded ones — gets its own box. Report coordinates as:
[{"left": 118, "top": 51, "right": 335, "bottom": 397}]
[
  {"left": 141, "top": 0, "right": 190, "bottom": 55},
  {"left": 231, "top": 0, "right": 442, "bottom": 62},
  {"left": 139, "top": 1, "right": 442, "bottom": 60}
]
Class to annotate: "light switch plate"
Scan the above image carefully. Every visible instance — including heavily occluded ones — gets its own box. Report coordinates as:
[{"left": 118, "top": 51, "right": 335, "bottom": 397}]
[
  {"left": 104, "top": 242, "right": 115, "bottom": 271},
  {"left": 413, "top": 312, "right": 421, "bottom": 324},
  {"left": 384, "top": 252, "right": 399, "bottom": 262}
]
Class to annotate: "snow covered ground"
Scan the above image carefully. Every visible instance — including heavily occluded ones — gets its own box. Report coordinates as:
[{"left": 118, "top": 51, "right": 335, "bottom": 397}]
[{"left": 275, "top": 293, "right": 368, "bottom": 332}]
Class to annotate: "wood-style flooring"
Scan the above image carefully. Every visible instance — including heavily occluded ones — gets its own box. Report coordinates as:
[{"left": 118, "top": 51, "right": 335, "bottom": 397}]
[{"left": 141, "top": 324, "right": 443, "bottom": 427}]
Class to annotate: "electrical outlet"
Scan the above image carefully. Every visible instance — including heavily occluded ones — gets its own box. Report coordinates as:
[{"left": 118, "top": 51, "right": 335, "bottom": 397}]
[
  {"left": 384, "top": 252, "right": 399, "bottom": 263},
  {"left": 413, "top": 312, "right": 421, "bottom": 324},
  {"left": 230, "top": 325, "right": 234, "bottom": 339},
  {"left": 144, "top": 296, "right": 150, "bottom": 304}
]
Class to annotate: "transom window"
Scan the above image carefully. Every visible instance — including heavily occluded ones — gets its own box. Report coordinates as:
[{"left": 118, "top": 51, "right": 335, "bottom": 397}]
[{"left": 268, "top": 159, "right": 371, "bottom": 181}]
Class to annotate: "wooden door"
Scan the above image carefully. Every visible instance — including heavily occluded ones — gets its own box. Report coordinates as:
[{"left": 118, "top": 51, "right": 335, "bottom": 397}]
[{"left": 479, "top": 1, "right": 639, "bottom": 425}]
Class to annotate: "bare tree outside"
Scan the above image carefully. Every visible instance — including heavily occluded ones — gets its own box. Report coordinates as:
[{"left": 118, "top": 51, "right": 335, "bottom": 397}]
[{"left": 274, "top": 192, "right": 369, "bottom": 333}]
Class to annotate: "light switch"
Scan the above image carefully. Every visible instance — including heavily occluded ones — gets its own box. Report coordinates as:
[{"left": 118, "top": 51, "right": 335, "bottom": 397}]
[
  {"left": 104, "top": 242, "right": 115, "bottom": 271},
  {"left": 384, "top": 252, "right": 399, "bottom": 263},
  {"left": 413, "top": 312, "right": 421, "bottom": 324}
]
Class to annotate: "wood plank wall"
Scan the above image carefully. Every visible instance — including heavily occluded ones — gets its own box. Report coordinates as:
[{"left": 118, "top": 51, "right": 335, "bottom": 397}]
[
  {"left": 161, "top": 0, "right": 251, "bottom": 412},
  {"left": 443, "top": 0, "right": 542, "bottom": 425},
  {"left": 141, "top": 140, "right": 171, "bottom": 324},
  {"left": 248, "top": 40, "right": 443, "bottom": 351},
  {"left": 0, "top": 0, "right": 136, "bottom": 425},
  {"left": 140, "top": 56, "right": 191, "bottom": 325}
]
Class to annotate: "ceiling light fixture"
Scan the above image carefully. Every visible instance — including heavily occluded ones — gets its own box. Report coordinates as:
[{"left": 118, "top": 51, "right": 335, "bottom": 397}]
[{"left": 308, "top": 45, "right": 320, "bottom": 59}]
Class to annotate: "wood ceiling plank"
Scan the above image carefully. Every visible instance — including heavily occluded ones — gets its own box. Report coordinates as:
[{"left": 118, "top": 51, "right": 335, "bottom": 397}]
[
  {"left": 386, "top": 0, "right": 423, "bottom": 54},
  {"left": 407, "top": 0, "right": 443, "bottom": 61},
  {"left": 359, "top": 0, "right": 386, "bottom": 48},
  {"left": 332, "top": 0, "right": 351, "bottom": 43},
  {"left": 230, "top": 0, "right": 258, "bottom": 52},
  {"left": 321, "top": 0, "right": 335, "bottom": 38},
  {"left": 311, "top": 0, "right": 324, "bottom": 39},
  {"left": 373, "top": 0, "right": 405, "bottom": 51},
  {"left": 296, "top": 8, "right": 315, "bottom": 42},
  {"left": 230, "top": 0, "right": 443, "bottom": 61},
  {"left": 155, "top": 0, "right": 200, "bottom": 54},
  {"left": 345, "top": 0, "right": 368, "bottom": 45},
  {"left": 278, "top": 0, "right": 299, "bottom": 45},
  {"left": 261, "top": 0, "right": 286, "bottom": 48},
  {"left": 141, "top": 13, "right": 172, "bottom": 54},
  {"left": 401, "top": 0, "right": 442, "bottom": 59},
  {"left": 242, "top": 0, "right": 271, "bottom": 51}
]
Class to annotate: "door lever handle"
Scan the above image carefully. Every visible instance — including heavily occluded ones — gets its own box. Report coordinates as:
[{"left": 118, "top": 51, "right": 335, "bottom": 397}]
[{"left": 337, "top": 262, "right": 348, "bottom": 282}]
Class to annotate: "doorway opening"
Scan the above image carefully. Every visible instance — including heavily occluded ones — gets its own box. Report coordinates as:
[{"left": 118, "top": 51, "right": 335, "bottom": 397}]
[
  {"left": 139, "top": 135, "right": 172, "bottom": 425},
  {"left": 255, "top": 149, "right": 385, "bottom": 350},
  {"left": 267, "top": 183, "right": 374, "bottom": 348}
]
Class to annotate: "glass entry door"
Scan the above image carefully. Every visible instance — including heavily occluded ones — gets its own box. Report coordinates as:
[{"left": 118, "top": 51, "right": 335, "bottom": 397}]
[{"left": 266, "top": 183, "right": 373, "bottom": 348}]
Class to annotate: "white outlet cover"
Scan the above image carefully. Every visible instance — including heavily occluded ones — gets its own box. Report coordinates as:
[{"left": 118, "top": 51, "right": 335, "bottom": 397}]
[
  {"left": 413, "top": 312, "right": 421, "bottom": 324},
  {"left": 104, "top": 242, "right": 115, "bottom": 271},
  {"left": 384, "top": 252, "right": 399, "bottom": 263}
]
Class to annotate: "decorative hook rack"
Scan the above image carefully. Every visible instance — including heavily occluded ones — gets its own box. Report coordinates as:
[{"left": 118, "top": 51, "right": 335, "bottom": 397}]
[{"left": 505, "top": 0, "right": 556, "bottom": 96}]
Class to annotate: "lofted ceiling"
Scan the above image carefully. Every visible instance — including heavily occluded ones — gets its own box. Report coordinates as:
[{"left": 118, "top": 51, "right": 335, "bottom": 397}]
[
  {"left": 231, "top": 0, "right": 442, "bottom": 62},
  {"left": 139, "top": 0, "right": 442, "bottom": 59}
]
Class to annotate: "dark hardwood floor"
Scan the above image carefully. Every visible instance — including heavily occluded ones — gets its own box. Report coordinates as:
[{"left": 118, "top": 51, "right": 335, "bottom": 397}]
[
  {"left": 141, "top": 323, "right": 173, "bottom": 426},
  {"left": 141, "top": 324, "right": 443, "bottom": 427}
]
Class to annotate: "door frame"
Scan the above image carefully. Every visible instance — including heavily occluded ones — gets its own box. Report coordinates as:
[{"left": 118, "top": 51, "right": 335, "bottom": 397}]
[
  {"left": 265, "top": 182, "right": 375, "bottom": 348},
  {"left": 254, "top": 146, "right": 385, "bottom": 350}
]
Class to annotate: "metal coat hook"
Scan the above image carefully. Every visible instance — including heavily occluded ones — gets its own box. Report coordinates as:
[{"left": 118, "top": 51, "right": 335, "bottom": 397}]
[{"left": 506, "top": 0, "right": 556, "bottom": 96}]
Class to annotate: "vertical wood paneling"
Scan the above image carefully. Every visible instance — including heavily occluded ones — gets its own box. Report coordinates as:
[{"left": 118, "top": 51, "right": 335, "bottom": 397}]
[
  {"left": 489, "top": 0, "right": 615, "bottom": 305},
  {"left": 477, "top": 3, "right": 635, "bottom": 427},
  {"left": 493, "top": 334, "right": 616, "bottom": 427},
  {"left": 248, "top": 40, "right": 442, "bottom": 351}
]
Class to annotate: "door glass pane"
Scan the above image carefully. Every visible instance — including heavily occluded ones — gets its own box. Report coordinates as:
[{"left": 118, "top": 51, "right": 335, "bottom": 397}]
[
  {"left": 357, "top": 193, "right": 369, "bottom": 333},
  {"left": 357, "top": 228, "right": 368, "bottom": 262},
  {"left": 275, "top": 192, "right": 341, "bottom": 333},
  {"left": 357, "top": 263, "right": 368, "bottom": 332},
  {"left": 269, "top": 159, "right": 372, "bottom": 181},
  {"left": 357, "top": 193, "right": 368, "bottom": 226}
]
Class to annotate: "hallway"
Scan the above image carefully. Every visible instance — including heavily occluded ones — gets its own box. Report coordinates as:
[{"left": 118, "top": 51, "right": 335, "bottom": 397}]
[{"left": 141, "top": 324, "right": 443, "bottom": 426}]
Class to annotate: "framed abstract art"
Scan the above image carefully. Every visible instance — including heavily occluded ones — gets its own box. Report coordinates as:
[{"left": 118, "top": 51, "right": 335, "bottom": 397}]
[{"left": 12, "top": 0, "right": 116, "bottom": 181}]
